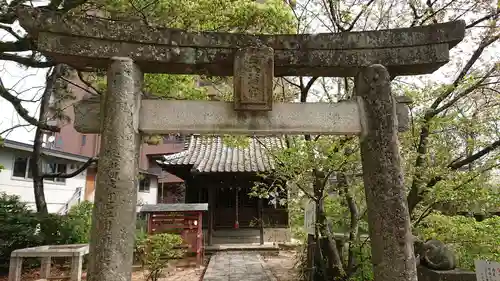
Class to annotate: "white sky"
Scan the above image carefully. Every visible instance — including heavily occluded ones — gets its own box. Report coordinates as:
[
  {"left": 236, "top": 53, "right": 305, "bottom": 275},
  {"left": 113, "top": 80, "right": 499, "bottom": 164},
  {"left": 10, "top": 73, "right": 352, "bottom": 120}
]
[
  {"left": 1, "top": 10, "right": 48, "bottom": 144},
  {"left": 0, "top": 2, "right": 498, "bottom": 144}
]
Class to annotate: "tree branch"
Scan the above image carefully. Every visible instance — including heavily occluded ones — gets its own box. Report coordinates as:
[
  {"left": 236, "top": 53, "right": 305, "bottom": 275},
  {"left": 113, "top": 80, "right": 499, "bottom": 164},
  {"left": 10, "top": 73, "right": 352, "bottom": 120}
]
[
  {"left": 408, "top": 31, "right": 500, "bottom": 215},
  {"left": 283, "top": 77, "right": 301, "bottom": 89},
  {"left": 324, "top": 0, "right": 345, "bottom": 32},
  {"left": 0, "top": 23, "right": 22, "bottom": 39},
  {"left": 60, "top": 76, "right": 100, "bottom": 97},
  {"left": 430, "top": 33, "right": 500, "bottom": 111},
  {"left": 409, "top": 2, "right": 421, "bottom": 27},
  {"left": 466, "top": 9, "right": 500, "bottom": 29},
  {"left": 0, "top": 124, "right": 32, "bottom": 136},
  {"left": 42, "top": 157, "right": 98, "bottom": 179},
  {"left": 433, "top": 67, "right": 496, "bottom": 116},
  {"left": 419, "top": 0, "right": 454, "bottom": 25},
  {"left": 304, "top": 77, "right": 318, "bottom": 93},
  {"left": 0, "top": 77, "right": 60, "bottom": 132},
  {"left": 448, "top": 139, "right": 500, "bottom": 170},
  {"left": 346, "top": 0, "right": 376, "bottom": 31},
  {"left": 409, "top": 139, "right": 500, "bottom": 214},
  {"left": 77, "top": 71, "right": 102, "bottom": 96},
  {"left": 0, "top": 53, "right": 55, "bottom": 68}
]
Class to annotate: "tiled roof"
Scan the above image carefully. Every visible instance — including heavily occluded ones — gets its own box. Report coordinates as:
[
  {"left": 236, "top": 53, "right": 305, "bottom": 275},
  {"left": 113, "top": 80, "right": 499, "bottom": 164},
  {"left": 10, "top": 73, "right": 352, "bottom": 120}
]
[{"left": 159, "top": 135, "right": 286, "bottom": 173}]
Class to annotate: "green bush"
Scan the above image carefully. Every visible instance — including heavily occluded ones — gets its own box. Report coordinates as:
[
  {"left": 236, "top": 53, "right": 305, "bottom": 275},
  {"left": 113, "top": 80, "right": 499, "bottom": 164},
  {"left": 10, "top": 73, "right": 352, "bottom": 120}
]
[
  {"left": 65, "top": 201, "right": 94, "bottom": 243},
  {"left": 0, "top": 195, "right": 95, "bottom": 273},
  {"left": 416, "top": 213, "right": 500, "bottom": 270},
  {"left": 135, "top": 233, "right": 186, "bottom": 281},
  {"left": 0, "top": 193, "right": 42, "bottom": 273}
]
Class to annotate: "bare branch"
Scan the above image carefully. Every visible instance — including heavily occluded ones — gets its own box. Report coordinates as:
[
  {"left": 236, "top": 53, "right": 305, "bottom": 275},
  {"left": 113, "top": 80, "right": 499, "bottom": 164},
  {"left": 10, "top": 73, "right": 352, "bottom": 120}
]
[
  {"left": 0, "top": 77, "right": 60, "bottom": 132},
  {"left": 409, "top": 139, "right": 500, "bottom": 214},
  {"left": 346, "top": 0, "right": 376, "bottom": 31},
  {"left": 0, "top": 23, "right": 22, "bottom": 39},
  {"left": 433, "top": 67, "right": 496, "bottom": 115},
  {"left": 430, "top": 33, "right": 500, "bottom": 111},
  {"left": 448, "top": 139, "right": 500, "bottom": 170},
  {"left": 0, "top": 123, "right": 32, "bottom": 136},
  {"left": 466, "top": 9, "right": 500, "bottom": 29},
  {"left": 42, "top": 157, "right": 98, "bottom": 179},
  {"left": 77, "top": 70, "right": 103, "bottom": 96},
  {"left": 304, "top": 77, "right": 318, "bottom": 93},
  {"left": 419, "top": 0, "right": 454, "bottom": 25},
  {"left": 0, "top": 53, "right": 55, "bottom": 68},
  {"left": 409, "top": 2, "right": 421, "bottom": 27},
  {"left": 283, "top": 77, "right": 301, "bottom": 89},
  {"left": 60, "top": 76, "right": 99, "bottom": 97}
]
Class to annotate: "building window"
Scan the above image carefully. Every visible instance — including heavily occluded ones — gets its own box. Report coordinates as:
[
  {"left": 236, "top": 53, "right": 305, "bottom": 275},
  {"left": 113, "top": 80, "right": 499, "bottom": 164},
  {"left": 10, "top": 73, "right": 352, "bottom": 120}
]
[
  {"left": 139, "top": 176, "right": 151, "bottom": 192},
  {"left": 12, "top": 156, "right": 67, "bottom": 183},
  {"left": 81, "top": 135, "right": 87, "bottom": 146},
  {"left": 12, "top": 157, "right": 33, "bottom": 179},
  {"left": 44, "top": 163, "right": 67, "bottom": 183}
]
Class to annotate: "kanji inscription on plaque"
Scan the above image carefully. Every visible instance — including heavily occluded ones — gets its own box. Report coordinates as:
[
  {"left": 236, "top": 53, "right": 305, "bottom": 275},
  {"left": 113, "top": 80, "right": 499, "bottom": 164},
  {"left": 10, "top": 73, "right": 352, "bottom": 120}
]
[{"left": 233, "top": 46, "right": 274, "bottom": 111}]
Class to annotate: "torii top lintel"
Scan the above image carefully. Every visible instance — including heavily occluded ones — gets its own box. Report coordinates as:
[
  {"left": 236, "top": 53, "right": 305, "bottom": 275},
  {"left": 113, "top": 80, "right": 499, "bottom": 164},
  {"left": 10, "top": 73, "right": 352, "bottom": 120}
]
[{"left": 17, "top": 7, "right": 465, "bottom": 77}]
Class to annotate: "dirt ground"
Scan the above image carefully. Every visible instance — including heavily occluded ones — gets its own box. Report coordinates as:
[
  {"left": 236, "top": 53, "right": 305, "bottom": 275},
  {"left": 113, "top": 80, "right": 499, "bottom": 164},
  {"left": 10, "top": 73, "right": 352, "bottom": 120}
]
[
  {"left": 131, "top": 266, "right": 206, "bottom": 281},
  {"left": 0, "top": 251, "right": 299, "bottom": 281},
  {"left": 0, "top": 265, "right": 206, "bottom": 281},
  {"left": 262, "top": 251, "right": 300, "bottom": 281}
]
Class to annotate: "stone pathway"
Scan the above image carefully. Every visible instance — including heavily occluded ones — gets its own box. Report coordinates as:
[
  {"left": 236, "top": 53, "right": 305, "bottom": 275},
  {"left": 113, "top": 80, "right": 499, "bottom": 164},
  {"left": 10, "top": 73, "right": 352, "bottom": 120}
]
[{"left": 202, "top": 252, "right": 276, "bottom": 281}]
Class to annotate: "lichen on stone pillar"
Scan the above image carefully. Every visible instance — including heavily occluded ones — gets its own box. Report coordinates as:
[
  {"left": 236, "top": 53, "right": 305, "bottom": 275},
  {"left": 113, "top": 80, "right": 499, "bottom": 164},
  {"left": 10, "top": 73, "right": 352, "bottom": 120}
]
[
  {"left": 355, "top": 64, "right": 418, "bottom": 281},
  {"left": 87, "top": 57, "right": 143, "bottom": 281}
]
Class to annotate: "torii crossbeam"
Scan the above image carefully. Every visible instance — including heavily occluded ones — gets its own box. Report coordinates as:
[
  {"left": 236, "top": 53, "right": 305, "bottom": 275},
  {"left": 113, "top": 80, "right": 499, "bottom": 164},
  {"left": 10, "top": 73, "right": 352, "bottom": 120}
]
[{"left": 16, "top": 6, "right": 465, "bottom": 281}]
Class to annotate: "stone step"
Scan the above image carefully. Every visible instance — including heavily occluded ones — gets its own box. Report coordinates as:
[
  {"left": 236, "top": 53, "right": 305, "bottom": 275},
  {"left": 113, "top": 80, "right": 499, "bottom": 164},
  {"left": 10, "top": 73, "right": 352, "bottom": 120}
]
[
  {"left": 211, "top": 229, "right": 261, "bottom": 237},
  {"left": 204, "top": 243, "right": 279, "bottom": 256},
  {"left": 212, "top": 236, "right": 260, "bottom": 244}
]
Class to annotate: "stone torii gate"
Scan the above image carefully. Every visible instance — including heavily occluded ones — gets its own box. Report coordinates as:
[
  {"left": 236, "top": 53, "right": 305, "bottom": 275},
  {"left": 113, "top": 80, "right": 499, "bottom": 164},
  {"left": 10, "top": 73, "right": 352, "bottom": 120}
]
[{"left": 17, "top": 7, "right": 465, "bottom": 281}]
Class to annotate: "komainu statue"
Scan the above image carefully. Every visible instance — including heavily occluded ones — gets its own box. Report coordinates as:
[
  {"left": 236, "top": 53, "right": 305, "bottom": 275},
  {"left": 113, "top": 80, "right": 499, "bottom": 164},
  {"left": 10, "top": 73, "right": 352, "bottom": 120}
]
[{"left": 414, "top": 239, "right": 457, "bottom": 270}]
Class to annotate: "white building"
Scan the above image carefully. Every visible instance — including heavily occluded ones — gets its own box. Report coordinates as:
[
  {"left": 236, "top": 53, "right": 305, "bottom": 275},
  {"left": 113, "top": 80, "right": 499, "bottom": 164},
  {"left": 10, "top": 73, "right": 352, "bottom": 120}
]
[
  {"left": 0, "top": 139, "right": 88, "bottom": 213},
  {"left": 83, "top": 170, "right": 160, "bottom": 213},
  {"left": 1, "top": 139, "right": 161, "bottom": 213}
]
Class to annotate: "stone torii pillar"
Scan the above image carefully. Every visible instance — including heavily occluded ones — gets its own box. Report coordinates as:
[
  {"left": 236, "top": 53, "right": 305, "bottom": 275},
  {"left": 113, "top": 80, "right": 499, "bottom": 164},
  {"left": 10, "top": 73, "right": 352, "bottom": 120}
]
[
  {"left": 356, "top": 65, "right": 417, "bottom": 281},
  {"left": 86, "top": 57, "right": 143, "bottom": 281}
]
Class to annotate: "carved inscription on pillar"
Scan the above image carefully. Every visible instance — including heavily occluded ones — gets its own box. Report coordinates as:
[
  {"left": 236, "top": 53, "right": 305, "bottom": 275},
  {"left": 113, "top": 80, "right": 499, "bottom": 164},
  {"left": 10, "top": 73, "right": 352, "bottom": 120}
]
[{"left": 234, "top": 46, "right": 274, "bottom": 111}]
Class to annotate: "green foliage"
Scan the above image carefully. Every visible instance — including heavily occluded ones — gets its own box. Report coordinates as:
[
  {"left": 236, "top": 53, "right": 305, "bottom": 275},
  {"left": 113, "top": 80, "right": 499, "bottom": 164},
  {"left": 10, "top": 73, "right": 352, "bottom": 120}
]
[
  {"left": 65, "top": 201, "right": 94, "bottom": 243},
  {"left": 416, "top": 214, "right": 500, "bottom": 270},
  {"left": 135, "top": 232, "right": 186, "bottom": 281},
  {"left": 78, "top": 0, "right": 295, "bottom": 101},
  {"left": 346, "top": 244, "right": 373, "bottom": 281},
  {"left": 144, "top": 74, "right": 208, "bottom": 101},
  {"left": 0, "top": 193, "right": 42, "bottom": 273},
  {"left": 0, "top": 195, "right": 96, "bottom": 273},
  {"left": 89, "top": 0, "right": 295, "bottom": 33}
]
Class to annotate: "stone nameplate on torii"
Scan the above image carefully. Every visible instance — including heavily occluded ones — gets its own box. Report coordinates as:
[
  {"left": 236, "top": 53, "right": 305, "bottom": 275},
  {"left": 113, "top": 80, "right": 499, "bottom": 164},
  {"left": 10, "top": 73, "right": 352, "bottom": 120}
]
[{"left": 15, "top": 6, "right": 465, "bottom": 281}]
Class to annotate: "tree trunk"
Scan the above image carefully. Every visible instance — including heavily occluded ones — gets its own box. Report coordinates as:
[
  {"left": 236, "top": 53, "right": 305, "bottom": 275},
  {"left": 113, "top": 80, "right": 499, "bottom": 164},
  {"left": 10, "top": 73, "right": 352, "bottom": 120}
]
[
  {"left": 32, "top": 67, "right": 60, "bottom": 215},
  {"left": 313, "top": 170, "right": 345, "bottom": 281},
  {"left": 338, "top": 173, "right": 359, "bottom": 274}
]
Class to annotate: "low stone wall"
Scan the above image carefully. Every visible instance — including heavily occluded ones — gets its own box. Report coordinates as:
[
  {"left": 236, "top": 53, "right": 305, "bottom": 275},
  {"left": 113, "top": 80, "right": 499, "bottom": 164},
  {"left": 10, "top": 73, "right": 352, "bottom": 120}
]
[{"left": 418, "top": 266, "right": 477, "bottom": 281}]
